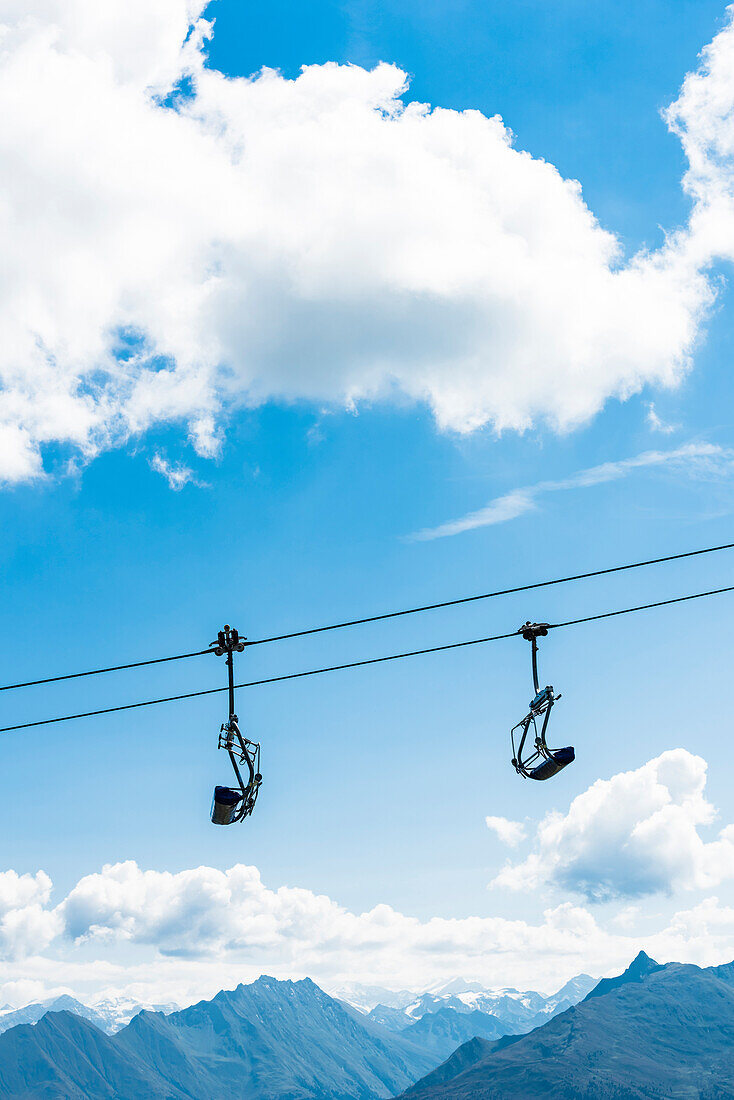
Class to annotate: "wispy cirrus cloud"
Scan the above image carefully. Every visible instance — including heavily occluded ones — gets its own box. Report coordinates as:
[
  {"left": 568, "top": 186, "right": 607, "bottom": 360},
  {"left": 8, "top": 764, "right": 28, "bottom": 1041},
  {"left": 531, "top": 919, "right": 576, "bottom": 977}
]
[
  {"left": 410, "top": 441, "right": 732, "bottom": 541},
  {"left": 646, "top": 403, "right": 679, "bottom": 435},
  {"left": 149, "top": 452, "right": 206, "bottom": 491}
]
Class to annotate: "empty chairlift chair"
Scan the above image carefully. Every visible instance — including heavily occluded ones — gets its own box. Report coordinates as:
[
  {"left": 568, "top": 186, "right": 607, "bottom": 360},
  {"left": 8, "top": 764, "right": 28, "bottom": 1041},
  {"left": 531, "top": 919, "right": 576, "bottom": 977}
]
[
  {"left": 210, "top": 625, "right": 262, "bottom": 825},
  {"left": 510, "top": 622, "right": 574, "bottom": 781}
]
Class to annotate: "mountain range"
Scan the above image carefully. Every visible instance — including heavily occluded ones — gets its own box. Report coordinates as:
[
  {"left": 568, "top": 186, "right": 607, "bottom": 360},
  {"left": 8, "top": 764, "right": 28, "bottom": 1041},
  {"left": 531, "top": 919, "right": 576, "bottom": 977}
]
[
  {"left": 0, "top": 971, "right": 597, "bottom": 1099},
  {"left": 364, "top": 974, "right": 597, "bottom": 1038},
  {"left": 2, "top": 955, "right": 732, "bottom": 1098},
  {"left": 0, "top": 976, "right": 436, "bottom": 1099},
  {"left": 400, "top": 951, "right": 734, "bottom": 1099}
]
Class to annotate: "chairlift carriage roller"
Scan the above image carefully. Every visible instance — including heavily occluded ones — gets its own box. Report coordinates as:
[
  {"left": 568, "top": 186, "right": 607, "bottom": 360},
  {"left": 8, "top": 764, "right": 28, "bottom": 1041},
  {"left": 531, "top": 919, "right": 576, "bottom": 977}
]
[{"left": 510, "top": 621, "right": 575, "bottom": 781}]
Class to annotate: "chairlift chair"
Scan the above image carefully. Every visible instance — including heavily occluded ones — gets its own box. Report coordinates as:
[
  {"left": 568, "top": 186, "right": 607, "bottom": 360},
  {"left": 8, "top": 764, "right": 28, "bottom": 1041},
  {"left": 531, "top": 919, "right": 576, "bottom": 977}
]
[
  {"left": 210, "top": 625, "right": 262, "bottom": 825},
  {"left": 510, "top": 622, "right": 575, "bottom": 781},
  {"left": 211, "top": 715, "right": 262, "bottom": 824}
]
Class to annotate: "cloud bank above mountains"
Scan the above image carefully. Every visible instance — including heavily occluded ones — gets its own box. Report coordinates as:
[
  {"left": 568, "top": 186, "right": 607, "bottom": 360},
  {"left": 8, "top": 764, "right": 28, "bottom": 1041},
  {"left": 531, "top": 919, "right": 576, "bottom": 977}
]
[
  {"left": 2, "top": 0, "right": 734, "bottom": 482},
  {"left": 2, "top": 750, "right": 734, "bottom": 1008}
]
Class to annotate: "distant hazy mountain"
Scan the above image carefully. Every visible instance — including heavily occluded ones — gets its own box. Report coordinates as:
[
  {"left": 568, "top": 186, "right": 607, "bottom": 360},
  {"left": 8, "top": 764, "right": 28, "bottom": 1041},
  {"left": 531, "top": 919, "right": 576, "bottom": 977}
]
[
  {"left": 0, "top": 976, "right": 436, "bottom": 1099},
  {"left": 400, "top": 1007, "right": 507, "bottom": 1060},
  {"left": 0, "top": 997, "right": 106, "bottom": 1036},
  {"left": 85, "top": 996, "right": 180, "bottom": 1034},
  {"left": 0, "top": 995, "right": 178, "bottom": 1036},
  {"left": 399, "top": 952, "right": 734, "bottom": 1099},
  {"left": 329, "top": 983, "right": 416, "bottom": 1013},
  {"left": 365, "top": 974, "right": 597, "bottom": 1037},
  {"left": 366, "top": 1003, "right": 415, "bottom": 1031},
  {"left": 422, "top": 979, "right": 487, "bottom": 998}
]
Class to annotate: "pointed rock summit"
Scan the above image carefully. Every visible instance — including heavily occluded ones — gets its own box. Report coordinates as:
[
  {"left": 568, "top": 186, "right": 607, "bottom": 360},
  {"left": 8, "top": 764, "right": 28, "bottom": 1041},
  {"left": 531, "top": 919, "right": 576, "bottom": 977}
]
[{"left": 584, "top": 949, "right": 664, "bottom": 1001}]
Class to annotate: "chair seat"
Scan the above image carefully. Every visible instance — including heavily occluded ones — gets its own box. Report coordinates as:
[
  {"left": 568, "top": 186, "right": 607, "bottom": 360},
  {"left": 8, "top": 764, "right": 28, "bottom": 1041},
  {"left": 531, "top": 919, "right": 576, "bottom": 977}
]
[{"left": 528, "top": 746, "right": 575, "bottom": 781}]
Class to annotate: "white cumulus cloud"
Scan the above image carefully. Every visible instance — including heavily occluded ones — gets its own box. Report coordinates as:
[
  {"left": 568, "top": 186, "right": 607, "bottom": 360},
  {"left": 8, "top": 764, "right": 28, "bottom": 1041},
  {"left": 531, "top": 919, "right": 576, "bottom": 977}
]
[
  {"left": 493, "top": 749, "right": 734, "bottom": 902},
  {"left": 1, "top": 1, "right": 734, "bottom": 481},
  {"left": 33, "top": 860, "right": 665, "bottom": 991},
  {"left": 486, "top": 815, "right": 527, "bottom": 847},
  {"left": 0, "top": 869, "right": 60, "bottom": 959}
]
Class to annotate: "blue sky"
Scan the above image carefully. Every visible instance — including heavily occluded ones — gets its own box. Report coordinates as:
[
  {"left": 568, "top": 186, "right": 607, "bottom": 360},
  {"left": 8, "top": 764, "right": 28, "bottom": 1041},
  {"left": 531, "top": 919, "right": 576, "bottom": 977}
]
[{"left": 2, "top": 0, "right": 734, "bottom": 1007}]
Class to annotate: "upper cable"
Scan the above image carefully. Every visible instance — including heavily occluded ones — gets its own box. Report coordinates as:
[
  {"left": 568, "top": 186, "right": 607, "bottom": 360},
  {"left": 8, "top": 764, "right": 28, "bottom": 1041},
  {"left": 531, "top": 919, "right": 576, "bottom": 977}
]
[
  {"left": 243, "top": 540, "right": 734, "bottom": 645},
  {"left": 0, "top": 648, "right": 213, "bottom": 694},
  {"left": 1, "top": 539, "right": 731, "bottom": 694},
  {"left": 1, "top": 580, "right": 733, "bottom": 733}
]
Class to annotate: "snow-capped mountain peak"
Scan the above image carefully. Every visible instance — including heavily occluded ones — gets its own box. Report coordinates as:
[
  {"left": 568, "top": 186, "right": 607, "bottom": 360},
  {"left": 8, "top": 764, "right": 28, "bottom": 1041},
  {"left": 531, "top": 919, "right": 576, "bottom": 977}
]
[{"left": 0, "top": 994, "right": 179, "bottom": 1036}]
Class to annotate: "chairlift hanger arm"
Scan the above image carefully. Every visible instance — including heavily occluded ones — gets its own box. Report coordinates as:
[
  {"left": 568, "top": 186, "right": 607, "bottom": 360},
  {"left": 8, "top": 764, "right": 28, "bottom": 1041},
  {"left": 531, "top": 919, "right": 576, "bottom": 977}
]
[
  {"left": 224, "top": 717, "right": 253, "bottom": 792},
  {"left": 519, "top": 622, "right": 549, "bottom": 696}
]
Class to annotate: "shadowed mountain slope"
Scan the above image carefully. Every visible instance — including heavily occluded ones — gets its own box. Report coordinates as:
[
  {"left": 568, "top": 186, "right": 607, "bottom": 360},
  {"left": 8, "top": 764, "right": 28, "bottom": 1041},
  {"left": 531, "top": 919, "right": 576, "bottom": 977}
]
[
  {"left": 399, "top": 954, "right": 734, "bottom": 1100},
  {"left": 0, "top": 1011, "right": 173, "bottom": 1099},
  {"left": 115, "top": 976, "right": 435, "bottom": 1099}
]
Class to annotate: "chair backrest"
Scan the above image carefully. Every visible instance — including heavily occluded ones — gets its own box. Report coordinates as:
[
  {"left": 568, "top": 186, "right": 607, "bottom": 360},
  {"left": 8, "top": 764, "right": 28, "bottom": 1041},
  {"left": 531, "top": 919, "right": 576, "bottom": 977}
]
[{"left": 211, "top": 785, "right": 243, "bottom": 825}]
